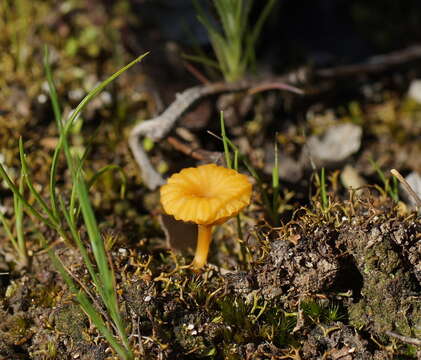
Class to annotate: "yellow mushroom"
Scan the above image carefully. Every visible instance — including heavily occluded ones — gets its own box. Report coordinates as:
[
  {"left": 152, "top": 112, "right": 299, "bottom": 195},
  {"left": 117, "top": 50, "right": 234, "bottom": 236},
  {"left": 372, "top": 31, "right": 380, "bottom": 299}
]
[{"left": 160, "top": 164, "right": 252, "bottom": 269}]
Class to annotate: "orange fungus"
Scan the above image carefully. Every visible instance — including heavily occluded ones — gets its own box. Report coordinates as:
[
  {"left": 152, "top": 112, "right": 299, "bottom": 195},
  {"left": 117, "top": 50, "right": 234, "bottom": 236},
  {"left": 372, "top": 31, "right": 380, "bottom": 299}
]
[{"left": 160, "top": 164, "right": 252, "bottom": 269}]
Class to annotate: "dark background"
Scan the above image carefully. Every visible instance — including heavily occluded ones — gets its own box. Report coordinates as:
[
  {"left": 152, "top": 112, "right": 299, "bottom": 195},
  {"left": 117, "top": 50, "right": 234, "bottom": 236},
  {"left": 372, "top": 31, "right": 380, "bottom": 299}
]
[{"left": 129, "top": 0, "right": 421, "bottom": 71}]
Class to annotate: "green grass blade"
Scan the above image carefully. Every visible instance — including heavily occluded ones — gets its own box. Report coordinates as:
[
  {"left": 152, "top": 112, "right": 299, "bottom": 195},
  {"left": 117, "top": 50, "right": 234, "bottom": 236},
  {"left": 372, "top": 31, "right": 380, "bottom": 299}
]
[
  {"left": 246, "top": 0, "right": 277, "bottom": 69},
  {"left": 75, "top": 172, "right": 130, "bottom": 348},
  {"left": 0, "top": 208, "right": 19, "bottom": 253},
  {"left": 368, "top": 156, "right": 398, "bottom": 201},
  {"left": 88, "top": 164, "right": 127, "bottom": 199},
  {"left": 64, "top": 53, "right": 148, "bottom": 135},
  {"left": 238, "top": 0, "right": 253, "bottom": 36},
  {"left": 233, "top": 149, "right": 239, "bottom": 171},
  {"left": 272, "top": 139, "right": 280, "bottom": 224},
  {"left": 49, "top": 145, "right": 61, "bottom": 219},
  {"left": 19, "top": 138, "right": 59, "bottom": 226},
  {"left": 14, "top": 174, "right": 27, "bottom": 263},
  {"left": 320, "top": 168, "right": 328, "bottom": 211},
  {"left": 44, "top": 46, "right": 63, "bottom": 129},
  {"left": 75, "top": 173, "right": 111, "bottom": 293},
  {"left": 0, "top": 162, "right": 55, "bottom": 228},
  {"left": 368, "top": 156, "right": 387, "bottom": 187},
  {"left": 391, "top": 175, "right": 399, "bottom": 202},
  {"left": 214, "top": 0, "right": 235, "bottom": 39},
  {"left": 192, "top": 0, "right": 216, "bottom": 35},
  {"left": 58, "top": 195, "right": 100, "bottom": 286},
  {"left": 249, "top": 0, "right": 277, "bottom": 47},
  {"left": 182, "top": 53, "right": 221, "bottom": 70},
  {"left": 44, "top": 46, "right": 63, "bottom": 218},
  {"left": 220, "top": 112, "right": 232, "bottom": 168}
]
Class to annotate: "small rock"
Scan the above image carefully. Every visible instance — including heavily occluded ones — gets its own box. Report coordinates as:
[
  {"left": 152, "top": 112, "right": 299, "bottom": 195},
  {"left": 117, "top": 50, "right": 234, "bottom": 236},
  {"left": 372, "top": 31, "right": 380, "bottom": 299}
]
[
  {"left": 408, "top": 79, "right": 421, "bottom": 103},
  {"left": 305, "top": 123, "right": 362, "bottom": 166},
  {"left": 341, "top": 165, "right": 366, "bottom": 192}
]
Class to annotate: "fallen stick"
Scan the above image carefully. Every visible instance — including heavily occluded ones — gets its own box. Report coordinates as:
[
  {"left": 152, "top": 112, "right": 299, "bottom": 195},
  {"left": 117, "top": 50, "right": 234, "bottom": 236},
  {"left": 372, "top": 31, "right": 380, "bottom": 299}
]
[
  {"left": 385, "top": 330, "right": 421, "bottom": 347},
  {"left": 390, "top": 169, "right": 421, "bottom": 208}
]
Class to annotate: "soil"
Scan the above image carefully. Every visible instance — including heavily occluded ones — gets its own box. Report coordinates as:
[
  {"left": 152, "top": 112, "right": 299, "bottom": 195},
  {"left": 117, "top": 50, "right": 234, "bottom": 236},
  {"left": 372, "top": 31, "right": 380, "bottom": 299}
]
[{"left": 0, "top": 1, "right": 420, "bottom": 359}]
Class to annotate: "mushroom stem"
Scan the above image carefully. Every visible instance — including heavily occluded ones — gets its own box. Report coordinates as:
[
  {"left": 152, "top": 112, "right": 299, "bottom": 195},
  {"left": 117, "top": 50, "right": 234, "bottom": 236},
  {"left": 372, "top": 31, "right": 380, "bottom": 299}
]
[{"left": 191, "top": 224, "right": 213, "bottom": 269}]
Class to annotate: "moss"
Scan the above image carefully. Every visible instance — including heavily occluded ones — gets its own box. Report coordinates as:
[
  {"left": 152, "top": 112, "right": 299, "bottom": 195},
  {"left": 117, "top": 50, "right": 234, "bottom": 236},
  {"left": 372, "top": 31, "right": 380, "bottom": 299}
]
[
  {"left": 173, "top": 320, "right": 212, "bottom": 357},
  {"left": 10, "top": 315, "right": 30, "bottom": 337},
  {"left": 29, "top": 284, "right": 60, "bottom": 308},
  {"left": 0, "top": 313, "right": 32, "bottom": 346},
  {"left": 54, "top": 303, "right": 88, "bottom": 342},
  {"left": 348, "top": 228, "right": 420, "bottom": 337}
]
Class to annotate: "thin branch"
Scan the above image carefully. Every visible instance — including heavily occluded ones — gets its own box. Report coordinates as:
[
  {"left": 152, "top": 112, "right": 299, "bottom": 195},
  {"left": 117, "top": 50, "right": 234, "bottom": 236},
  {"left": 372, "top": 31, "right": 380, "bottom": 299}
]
[
  {"left": 316, "top": 44, "right": 421, "bottom": 78},
  {"left": 391, "top": 169, "right": 421, "bottom": 208},
  {"left": 166, "top": 136, "right": 223, "bottom": 162},
  {"left": 248, "top": 82, "right": 304, "bottom": 95},
  {"left": 385, "top": 330, "right": 421, "bottom": 346}
]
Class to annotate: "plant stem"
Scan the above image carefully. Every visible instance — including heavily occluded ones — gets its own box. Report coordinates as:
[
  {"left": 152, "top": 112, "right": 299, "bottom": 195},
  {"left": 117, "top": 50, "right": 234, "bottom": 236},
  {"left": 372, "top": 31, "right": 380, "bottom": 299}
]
[
  {"left": 192, "top": 225, "right": 213, "bottom": 269},
  {"left": 320, "top": 168, "right": 328, "bottom": 211},
  {"left": 14, "top": 176, "right": 28, "bottom": 267}
]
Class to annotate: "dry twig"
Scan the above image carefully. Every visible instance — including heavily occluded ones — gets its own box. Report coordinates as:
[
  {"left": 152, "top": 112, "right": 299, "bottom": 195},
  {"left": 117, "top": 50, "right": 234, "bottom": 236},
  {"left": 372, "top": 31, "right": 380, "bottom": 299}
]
[
  {"left": 391, "top": 169, "right": 421, "bottom": 208},
  {"left": 385, "top": 330, "right": 421, "bottom": 347},
  {"left": 166, "top": 136, "right": 222, "bottom": 162}
]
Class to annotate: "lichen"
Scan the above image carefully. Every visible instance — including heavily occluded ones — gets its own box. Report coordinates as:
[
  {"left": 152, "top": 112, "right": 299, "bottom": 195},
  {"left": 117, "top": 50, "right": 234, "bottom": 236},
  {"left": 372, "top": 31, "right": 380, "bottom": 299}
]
[{"left": 344, "top": 224, "right": 421, "bottom": 337}]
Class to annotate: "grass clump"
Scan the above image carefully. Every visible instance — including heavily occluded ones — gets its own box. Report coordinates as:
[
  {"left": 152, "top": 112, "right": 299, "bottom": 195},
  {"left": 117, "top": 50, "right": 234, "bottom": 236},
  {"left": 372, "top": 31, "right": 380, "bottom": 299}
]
[
  {"left": 189, "top": 0, "right": 278, "bottom": 82},
  {"left": 0, "top": 47, "right": 148, "bottom": 359}
]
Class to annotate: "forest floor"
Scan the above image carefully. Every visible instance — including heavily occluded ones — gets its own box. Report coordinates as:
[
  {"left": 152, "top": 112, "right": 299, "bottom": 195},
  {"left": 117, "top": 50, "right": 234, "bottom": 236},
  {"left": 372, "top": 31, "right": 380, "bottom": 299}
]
[{"left": 0, "top": 1, "right": 420, "bottom": 359}]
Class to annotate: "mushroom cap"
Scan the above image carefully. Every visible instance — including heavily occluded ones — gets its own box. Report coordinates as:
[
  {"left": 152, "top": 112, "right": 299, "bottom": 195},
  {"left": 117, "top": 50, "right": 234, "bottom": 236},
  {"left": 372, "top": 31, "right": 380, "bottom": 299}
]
[{"left": 160, "top": 164, "right": 252, "bottom": 225}]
